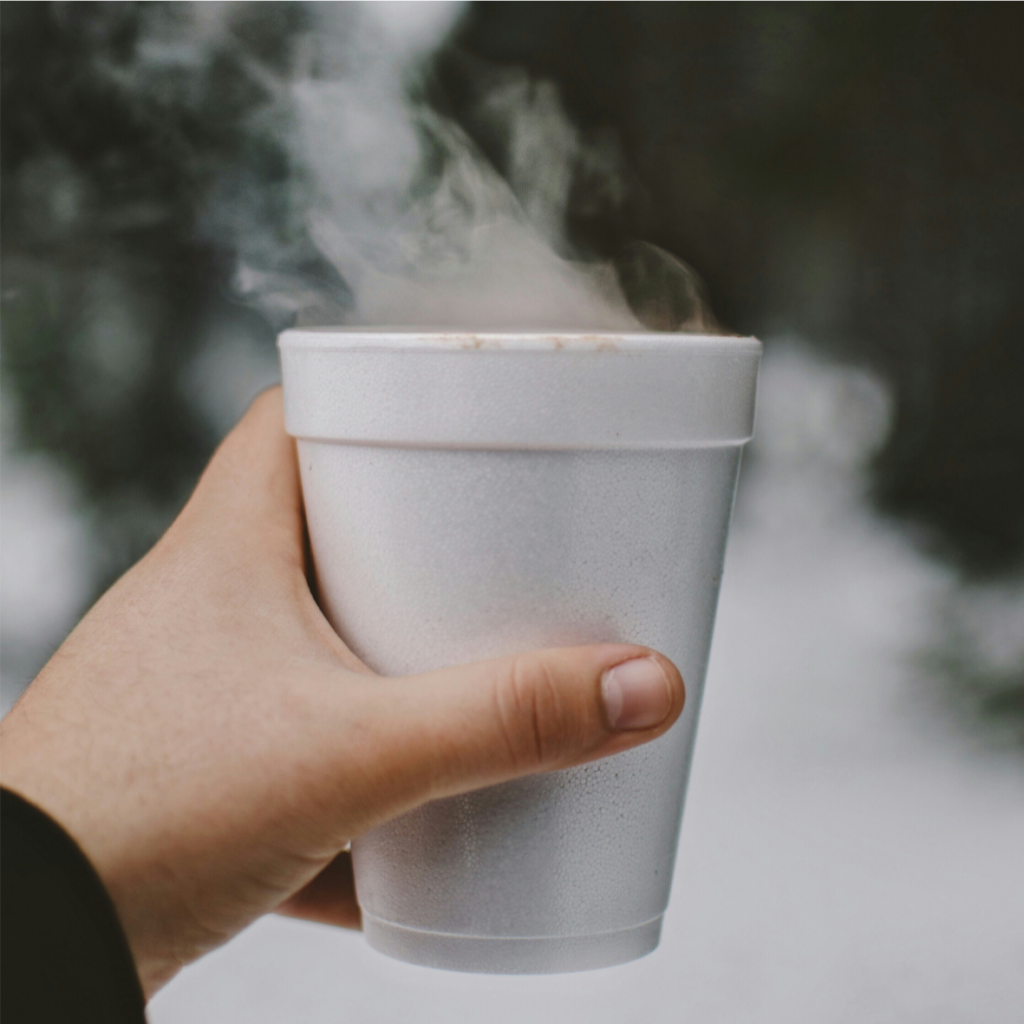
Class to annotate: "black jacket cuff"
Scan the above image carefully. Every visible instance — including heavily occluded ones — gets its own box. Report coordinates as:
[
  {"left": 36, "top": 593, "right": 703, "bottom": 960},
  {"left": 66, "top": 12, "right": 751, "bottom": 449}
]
[{"left": 1, "top": 787, "right": 147, "bottom": 1024}]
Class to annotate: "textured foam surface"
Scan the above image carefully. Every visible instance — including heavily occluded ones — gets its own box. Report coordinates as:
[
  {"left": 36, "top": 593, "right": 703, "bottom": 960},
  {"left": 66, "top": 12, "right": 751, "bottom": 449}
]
[
  {"left": 280, "top": 330, "right": 760, "bottom": 449},
  {"left": 282, "top": 330, "right": 758, "bottom": 972},
  {"left": 299, "top": 444, "right": 743, "bottom": 967},
  {"left": 362, "top": 915, "right": 663, "bottom": 975}
]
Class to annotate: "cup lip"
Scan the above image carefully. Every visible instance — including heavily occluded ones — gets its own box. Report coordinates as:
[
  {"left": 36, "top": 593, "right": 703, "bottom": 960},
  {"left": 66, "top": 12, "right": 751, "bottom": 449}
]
[
  {"left": 280, "top": 326, "right": 761, "bottom": 448},
  {"left": 279, "top": 327, "right": 760, "bottom": 354}
]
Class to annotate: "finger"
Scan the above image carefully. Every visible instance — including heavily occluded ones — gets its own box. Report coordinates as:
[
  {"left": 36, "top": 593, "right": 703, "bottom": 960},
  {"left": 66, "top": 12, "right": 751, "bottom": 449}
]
[
  {"left": 276, "top": 851, "right": 361, "bottom": 930},
  {"left": 184, "top": 386, "right": 305, "bottom": 550},
  {"left": 353, "top": 644, "right": 685, "bottom": 820}
]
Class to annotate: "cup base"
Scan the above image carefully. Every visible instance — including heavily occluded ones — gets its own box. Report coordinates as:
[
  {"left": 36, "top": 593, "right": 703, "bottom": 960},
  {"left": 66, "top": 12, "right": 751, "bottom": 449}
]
[{"left": 362, "top": 915, "right": 663, "bottom": 974}]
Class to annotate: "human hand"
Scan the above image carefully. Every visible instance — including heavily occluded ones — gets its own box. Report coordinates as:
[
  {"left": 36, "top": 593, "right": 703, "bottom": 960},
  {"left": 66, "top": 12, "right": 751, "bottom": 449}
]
[{"left": 0, "top": 388, "right": 684, "bottom": 998}]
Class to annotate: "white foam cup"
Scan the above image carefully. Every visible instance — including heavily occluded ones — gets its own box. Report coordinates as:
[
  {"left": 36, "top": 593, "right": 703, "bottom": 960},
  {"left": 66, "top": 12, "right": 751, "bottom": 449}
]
[{"left": 279, "top": 329, "right": 761, "bottom": 973}]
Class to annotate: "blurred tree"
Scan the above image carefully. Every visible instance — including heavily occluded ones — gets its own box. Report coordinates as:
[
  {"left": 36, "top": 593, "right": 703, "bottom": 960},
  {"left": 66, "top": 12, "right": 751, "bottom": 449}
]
[
  {"left": 440, "top": 2, "right": 1024, "bottom": 576},
  {"left": 1, "top": 2, "right": 309, "bottom": 591},
  {"left": 2, "top": 0, "right": 1023, "bottom": 610}
]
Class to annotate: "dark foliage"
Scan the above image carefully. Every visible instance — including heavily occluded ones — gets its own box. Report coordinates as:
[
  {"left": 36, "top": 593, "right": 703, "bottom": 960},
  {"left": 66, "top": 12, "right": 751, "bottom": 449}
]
[
  {"left": 2, "top": 1, "right": 1023, "bottom": 593},
  {"left": 440, "top": 2, "right": 1024, "bottom": 576}
]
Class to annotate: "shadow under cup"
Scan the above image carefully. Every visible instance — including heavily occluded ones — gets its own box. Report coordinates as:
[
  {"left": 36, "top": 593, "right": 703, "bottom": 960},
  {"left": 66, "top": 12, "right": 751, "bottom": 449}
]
[{"left": 279, "top": 329, "right": 761, "bottom": 973}]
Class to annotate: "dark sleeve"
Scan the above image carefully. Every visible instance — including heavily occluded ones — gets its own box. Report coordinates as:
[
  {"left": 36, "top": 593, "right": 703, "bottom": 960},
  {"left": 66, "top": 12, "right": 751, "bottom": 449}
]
[{"left": 1, "top": 788, "right": 147, "bottom": 1024}]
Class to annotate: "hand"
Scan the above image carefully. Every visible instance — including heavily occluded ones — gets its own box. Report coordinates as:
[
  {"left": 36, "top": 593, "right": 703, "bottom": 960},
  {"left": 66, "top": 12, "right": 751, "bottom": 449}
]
[{"left": 0, "top": 388, "right": 684, "bottom": 998}]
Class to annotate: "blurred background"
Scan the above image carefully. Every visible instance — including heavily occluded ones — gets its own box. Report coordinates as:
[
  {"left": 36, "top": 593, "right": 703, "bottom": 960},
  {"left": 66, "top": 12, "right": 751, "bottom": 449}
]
[{"left": 2, "top": 3, "right": 1023, "bottom": 1022}]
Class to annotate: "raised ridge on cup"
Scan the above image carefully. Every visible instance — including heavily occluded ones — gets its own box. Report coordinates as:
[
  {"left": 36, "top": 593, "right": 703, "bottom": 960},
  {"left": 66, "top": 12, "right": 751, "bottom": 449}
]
[
  {"left": 279, "top": 329, "right": 761, "bottom": 450},
  {"left": 362, "top": 914, "right": 663, "bottom": 974}
]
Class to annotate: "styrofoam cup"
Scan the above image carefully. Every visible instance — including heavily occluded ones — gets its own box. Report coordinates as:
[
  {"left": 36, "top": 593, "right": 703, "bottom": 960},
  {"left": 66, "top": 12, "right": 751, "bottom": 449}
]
[{"left": 279, "top": 329, "right": 760, "bottom": 973}]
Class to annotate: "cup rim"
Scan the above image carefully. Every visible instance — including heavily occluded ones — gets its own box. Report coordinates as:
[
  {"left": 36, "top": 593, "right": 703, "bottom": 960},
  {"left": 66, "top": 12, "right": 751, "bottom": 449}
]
[
  {"left": 279, "top": 327, "right": 760, "bottom": 353},
  {"left": 279, "top": 327, "right": 761, "bottom": 448}
]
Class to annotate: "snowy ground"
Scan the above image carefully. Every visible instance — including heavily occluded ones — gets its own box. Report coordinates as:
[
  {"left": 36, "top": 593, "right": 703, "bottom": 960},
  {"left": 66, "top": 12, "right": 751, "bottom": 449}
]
[{"left": 5, "top": 344, "right": 1022, "bottom": 1021}]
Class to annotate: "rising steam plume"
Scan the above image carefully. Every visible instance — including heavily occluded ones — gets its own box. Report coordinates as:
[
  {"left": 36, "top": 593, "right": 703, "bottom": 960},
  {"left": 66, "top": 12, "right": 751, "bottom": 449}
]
[{"left": 196, "top": 2, "right": 717, "bottom": 333}]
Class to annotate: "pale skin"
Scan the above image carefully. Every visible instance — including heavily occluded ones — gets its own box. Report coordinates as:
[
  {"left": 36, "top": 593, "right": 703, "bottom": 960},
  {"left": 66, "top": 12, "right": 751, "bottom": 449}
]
[{"left": 0, "top": 388, "right": 684, "bottom": 998}]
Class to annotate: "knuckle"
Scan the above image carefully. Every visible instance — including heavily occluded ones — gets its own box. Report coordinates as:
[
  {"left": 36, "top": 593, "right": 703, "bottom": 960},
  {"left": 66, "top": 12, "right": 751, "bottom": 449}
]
[
  {"left": 493, "top": 655, "right": 569, "bottom": 772},
  {"left": 248, "top": 385, "right": 283, "bottom": 417}
]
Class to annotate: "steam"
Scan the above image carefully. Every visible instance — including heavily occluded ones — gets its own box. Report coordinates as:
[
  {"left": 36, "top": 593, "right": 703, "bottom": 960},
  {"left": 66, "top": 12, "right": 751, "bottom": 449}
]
[
  {"left": 214, "top": 3, "right": 717, "bottom": 332},
  {"left": 90, "top": 2, "right": 717, "bottom": 332}
]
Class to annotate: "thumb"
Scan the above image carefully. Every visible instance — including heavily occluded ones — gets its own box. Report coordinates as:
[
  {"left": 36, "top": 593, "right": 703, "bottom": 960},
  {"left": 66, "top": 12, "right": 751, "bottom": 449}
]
[{"left": 363, "top": 644, "right": 685, "bottom": 816}]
